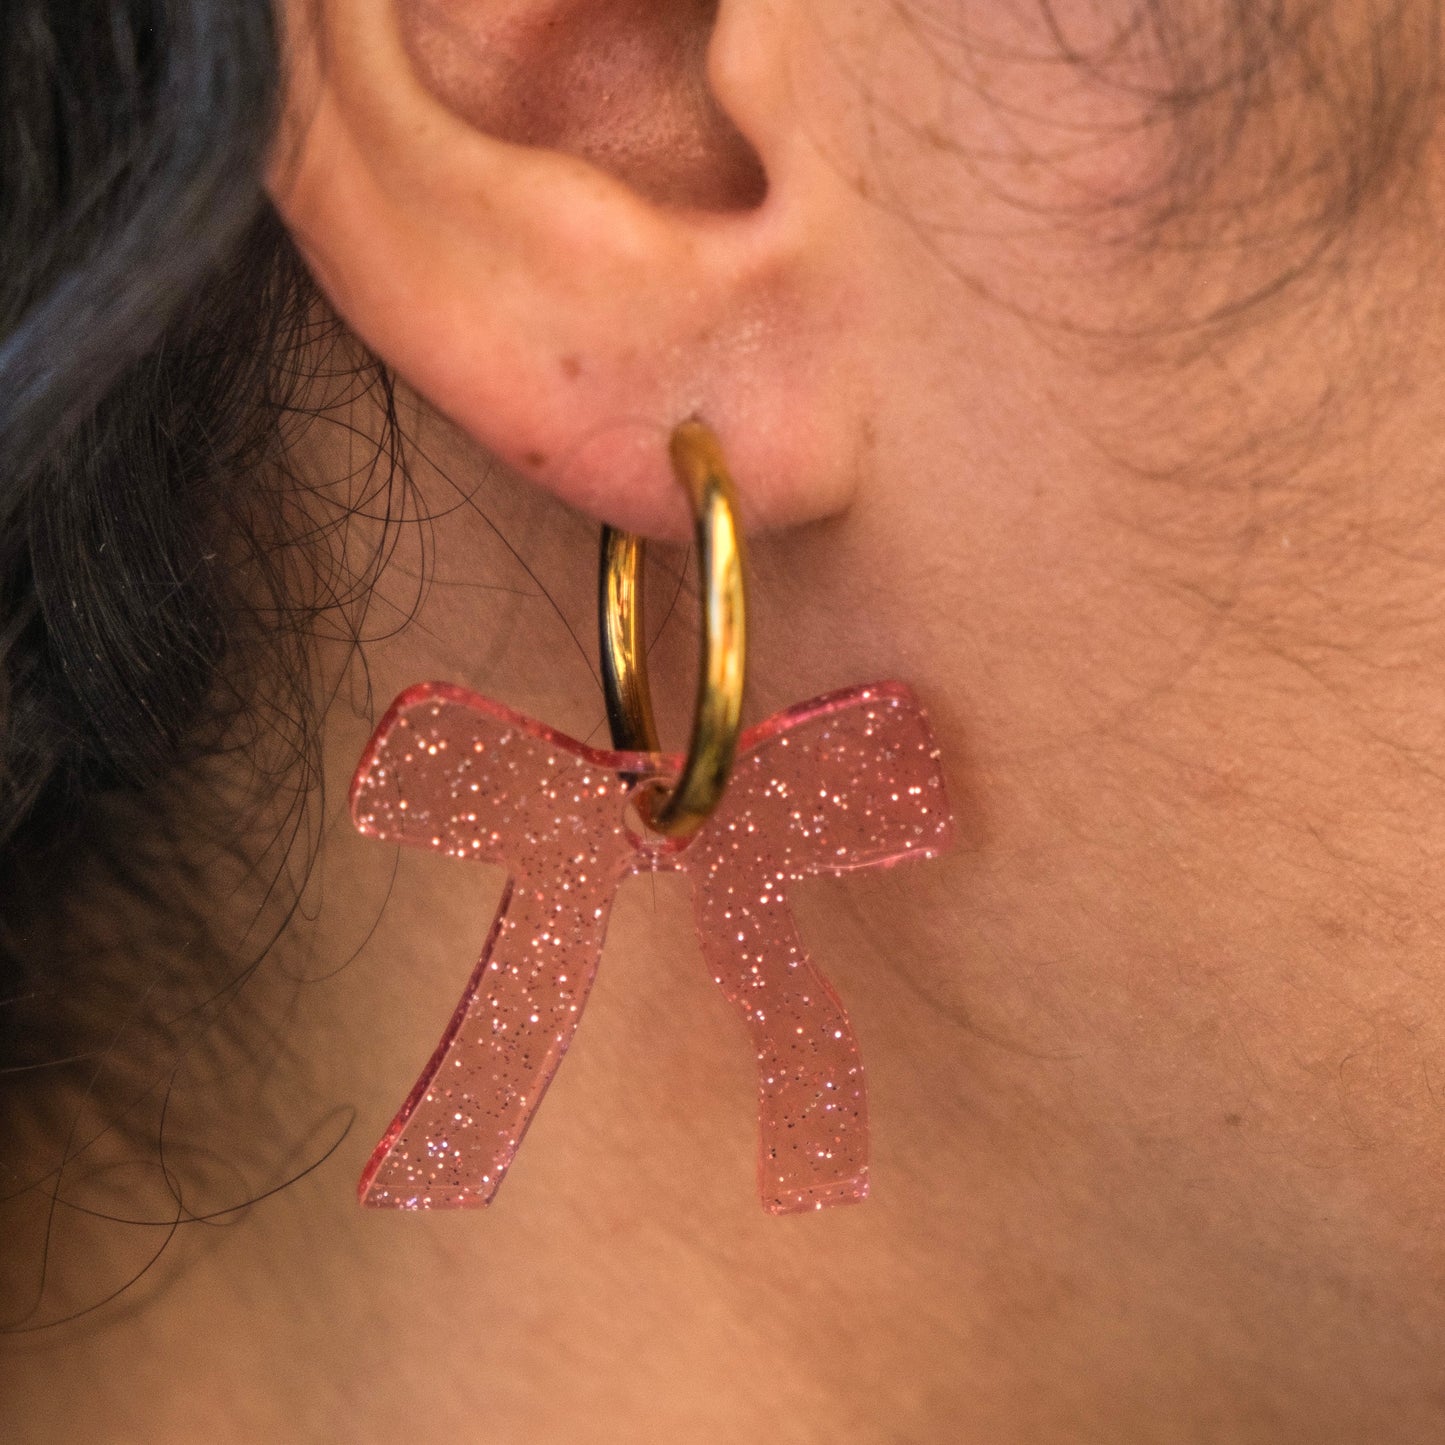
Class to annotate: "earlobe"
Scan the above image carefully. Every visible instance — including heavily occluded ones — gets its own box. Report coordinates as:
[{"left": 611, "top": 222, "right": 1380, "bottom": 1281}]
[{"left": 266, "top": 0, "right": 868, "bottom": 539}]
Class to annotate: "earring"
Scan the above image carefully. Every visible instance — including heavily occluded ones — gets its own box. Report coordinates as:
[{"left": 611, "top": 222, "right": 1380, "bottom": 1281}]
[{"left": 350, "top": 420, "right": 954, "bottom": 1214}]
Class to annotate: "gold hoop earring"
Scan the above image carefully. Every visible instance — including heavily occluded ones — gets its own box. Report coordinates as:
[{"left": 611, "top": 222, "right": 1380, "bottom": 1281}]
[{"left": 599, "top": 419, "right": 748, "bottom": 838}]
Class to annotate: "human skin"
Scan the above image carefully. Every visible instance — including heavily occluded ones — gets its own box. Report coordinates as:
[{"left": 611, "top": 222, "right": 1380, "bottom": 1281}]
[{"left": 10, "top": 1, "right": 1445, "bottom": 1440}]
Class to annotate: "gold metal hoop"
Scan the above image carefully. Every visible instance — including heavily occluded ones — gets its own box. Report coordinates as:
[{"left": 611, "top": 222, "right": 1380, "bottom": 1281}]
[{"left": 598, "top": 420, "right": 748, "bottom": 838}]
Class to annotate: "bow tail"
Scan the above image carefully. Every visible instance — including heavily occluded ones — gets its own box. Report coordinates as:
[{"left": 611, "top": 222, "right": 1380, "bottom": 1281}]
[
  {"left": 360, "top": 873, "right": 616, "bottom": 1208},
  {"left": 691, "top": 868, "right": 869, "bottom": 1214}
]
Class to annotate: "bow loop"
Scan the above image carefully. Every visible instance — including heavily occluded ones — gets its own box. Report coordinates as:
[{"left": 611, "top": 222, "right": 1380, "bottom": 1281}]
[
  {"left": 351, "top": 683, "right": 641, "bottom": 869},
  {"left": 721, "top": 683, "right": 954, "bottom": 878}
]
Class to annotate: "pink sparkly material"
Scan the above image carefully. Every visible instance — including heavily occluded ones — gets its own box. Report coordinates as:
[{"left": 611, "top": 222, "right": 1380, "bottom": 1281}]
[{"left": 351, "top": 681, "right": 953, "bottom": 1215}]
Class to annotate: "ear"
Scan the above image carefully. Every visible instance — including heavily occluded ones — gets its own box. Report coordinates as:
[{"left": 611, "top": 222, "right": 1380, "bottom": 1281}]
[{"left": 267, "top": 0, "right": 871, "bottom": 538}]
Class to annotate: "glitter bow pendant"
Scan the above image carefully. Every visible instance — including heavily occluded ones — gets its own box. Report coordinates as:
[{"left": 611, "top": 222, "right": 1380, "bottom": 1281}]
[
  {"left": 351, "top": 422, "right": 954, "bottom": 1214},
  {"left": 352, "top": 680, "right": 952, "bottom": 1214}
]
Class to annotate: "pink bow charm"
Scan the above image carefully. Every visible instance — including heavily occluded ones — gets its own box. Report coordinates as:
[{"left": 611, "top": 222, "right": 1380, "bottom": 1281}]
[{"left": 351, "top": 680, "right": 953, "bottom": 1214}]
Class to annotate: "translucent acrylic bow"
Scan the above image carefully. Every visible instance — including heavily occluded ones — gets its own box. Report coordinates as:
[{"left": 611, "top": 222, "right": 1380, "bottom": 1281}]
[{"left": 351, "top": 678, "right": 953, "bottom": 1214}]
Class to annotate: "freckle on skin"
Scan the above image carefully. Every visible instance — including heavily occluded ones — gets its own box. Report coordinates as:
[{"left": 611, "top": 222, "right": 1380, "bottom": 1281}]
[
  {"left": 561, "top": 355, "right": 582, "bottom": 379},
  {"left": 524, "top": 450, "right": 546, "bottom": 468}
]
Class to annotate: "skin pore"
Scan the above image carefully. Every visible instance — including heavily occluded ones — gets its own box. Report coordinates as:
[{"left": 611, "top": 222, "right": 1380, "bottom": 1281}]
[{"left": 10, "top": 0, "right": 1445, "bottom": 1439}]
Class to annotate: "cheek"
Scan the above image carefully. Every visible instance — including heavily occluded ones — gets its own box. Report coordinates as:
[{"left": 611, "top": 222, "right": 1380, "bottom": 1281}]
[{"left": 794, "top": 0, "right": 1169, "bottom": 255}]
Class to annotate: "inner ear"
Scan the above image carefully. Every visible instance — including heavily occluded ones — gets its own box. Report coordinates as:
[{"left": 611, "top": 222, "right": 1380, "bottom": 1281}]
[{"left": 398, "top": 0, "right": 767, "bottom": 211}]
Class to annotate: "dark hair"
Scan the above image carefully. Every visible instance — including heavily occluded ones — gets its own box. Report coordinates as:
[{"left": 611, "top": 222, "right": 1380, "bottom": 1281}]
[
  {"left": 0, "top": 3, "right": 280, "bottom": 863},
  {"left": 0, "top": 2, "right": 358, "bottom": 1319},
  {"left": 0, "top": 1, "right": 428, "bottom": 1331}
]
